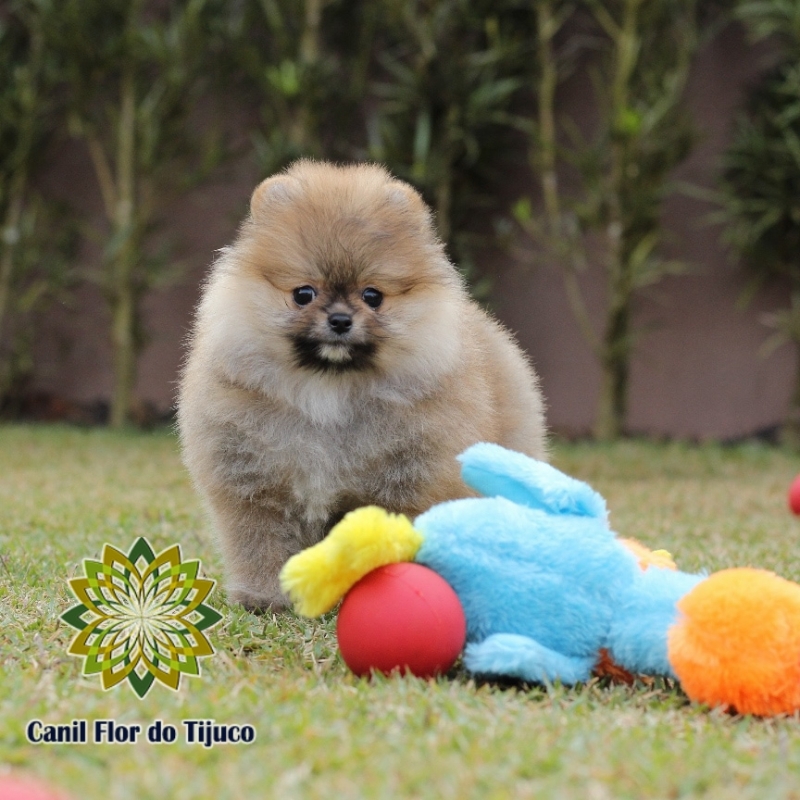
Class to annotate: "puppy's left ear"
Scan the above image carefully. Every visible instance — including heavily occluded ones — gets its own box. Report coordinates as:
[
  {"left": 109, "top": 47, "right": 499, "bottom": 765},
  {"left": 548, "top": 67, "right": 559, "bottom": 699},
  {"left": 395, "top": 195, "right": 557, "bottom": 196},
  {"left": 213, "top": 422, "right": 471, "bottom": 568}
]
[
  {"left": 250, "top": 175, "right": 298, "bottom": 219},
  {"left": 386, "top": 180, "right": 435, "bottom": 230}
]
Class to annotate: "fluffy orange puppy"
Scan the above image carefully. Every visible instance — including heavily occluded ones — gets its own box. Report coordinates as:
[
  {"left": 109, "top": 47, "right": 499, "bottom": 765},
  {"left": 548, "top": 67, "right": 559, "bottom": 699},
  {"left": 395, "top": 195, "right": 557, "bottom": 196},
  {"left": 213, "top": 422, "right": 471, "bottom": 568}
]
[{"left": 177, "top": 160, "right": 547, "bottom": 611}]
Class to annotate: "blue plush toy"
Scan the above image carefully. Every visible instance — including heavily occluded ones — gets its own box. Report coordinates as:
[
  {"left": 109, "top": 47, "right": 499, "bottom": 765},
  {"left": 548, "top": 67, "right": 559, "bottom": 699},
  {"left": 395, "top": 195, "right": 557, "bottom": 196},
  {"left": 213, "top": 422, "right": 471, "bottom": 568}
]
[{"left": 281, "top": 443, "right": 800, "bottom": 716}]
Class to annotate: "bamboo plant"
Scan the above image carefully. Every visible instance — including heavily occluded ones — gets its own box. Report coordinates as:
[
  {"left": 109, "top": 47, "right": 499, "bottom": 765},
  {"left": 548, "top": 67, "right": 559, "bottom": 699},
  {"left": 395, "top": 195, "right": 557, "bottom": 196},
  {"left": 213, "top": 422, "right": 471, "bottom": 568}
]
[
  {"left": 518, "top": 0, "right": 702, "bottom": 440},
  {"left": 45, "top": 0, "right": 213, "bottom": 427},
  {"left": 718, "top": 0, "right": 800, "bottom": 447},
  {"left": 0, "top": 0, "right": 74, "bottom": 408},
  {"left": 370, "top": 0, "right": 526, "bottom": 288},
  {"left": 210, "top": 0, "right": 378, "bottom": 177}
]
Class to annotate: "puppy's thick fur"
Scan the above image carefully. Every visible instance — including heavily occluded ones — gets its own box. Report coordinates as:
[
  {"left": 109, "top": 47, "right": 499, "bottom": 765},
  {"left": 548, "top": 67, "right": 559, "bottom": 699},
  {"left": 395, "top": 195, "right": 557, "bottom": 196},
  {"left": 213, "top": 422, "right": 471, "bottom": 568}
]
[{"left": 178, "top": 160, "right": 547, "bottom": 611}]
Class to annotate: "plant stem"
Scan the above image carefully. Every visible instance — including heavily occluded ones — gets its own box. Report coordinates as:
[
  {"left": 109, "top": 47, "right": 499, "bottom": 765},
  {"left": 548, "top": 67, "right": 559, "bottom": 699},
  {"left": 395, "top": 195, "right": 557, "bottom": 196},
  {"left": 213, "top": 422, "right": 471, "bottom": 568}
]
[
  {"left": 536, "top": 1, "right": 560, "bottom": 228},
  {"left": 291, "top": 0, "right": 323, "bottom": 154},
  {"left": 595, "top": 285, "right": 631, "bottom": 440},
  {"left": 0, "top": 177, "right": 25, "bottom": 350},
  {"left": 0, "top": 20, "right": 45, "bottom": 401},
  {"left": 434, "top": 105, "right": 459, "bottom": 245},
  {"left": 782, "top": 287, "right": 800, "bottom": 449},
  {"left": 535, "top": 1, "right": 601, "bottom": 358},
  {"left": 108, "top": 52, "right": 138, "bottom": 429},
  {"left": 593, "top": 0, "right": 639, "bottom": 441},
  {"left": 784, "top": 342, "right": 800, "bottom": 450}
]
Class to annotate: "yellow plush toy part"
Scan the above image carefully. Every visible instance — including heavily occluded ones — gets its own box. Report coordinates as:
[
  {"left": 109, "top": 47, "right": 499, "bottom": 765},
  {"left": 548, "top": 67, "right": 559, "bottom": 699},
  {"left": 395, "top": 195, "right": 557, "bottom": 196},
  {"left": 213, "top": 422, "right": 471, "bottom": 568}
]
[{"left": 280, "top": 506, "right": 422, "bottom": 616}]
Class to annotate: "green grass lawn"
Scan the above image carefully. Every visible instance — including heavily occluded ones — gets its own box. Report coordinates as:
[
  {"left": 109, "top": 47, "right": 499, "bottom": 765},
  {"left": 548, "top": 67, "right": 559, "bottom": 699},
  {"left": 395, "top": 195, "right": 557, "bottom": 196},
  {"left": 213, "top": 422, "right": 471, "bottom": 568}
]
[{"left": 2, "top": 425, "right": 800, "bottom": 799}]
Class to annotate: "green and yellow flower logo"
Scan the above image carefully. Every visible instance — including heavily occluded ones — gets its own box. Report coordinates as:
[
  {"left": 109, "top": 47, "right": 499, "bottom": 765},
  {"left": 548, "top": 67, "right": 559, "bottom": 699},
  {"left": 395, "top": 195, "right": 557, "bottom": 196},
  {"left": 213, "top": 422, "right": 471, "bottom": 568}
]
[{"left": 62, "top": 538, "right": 222, "bottom": 698}]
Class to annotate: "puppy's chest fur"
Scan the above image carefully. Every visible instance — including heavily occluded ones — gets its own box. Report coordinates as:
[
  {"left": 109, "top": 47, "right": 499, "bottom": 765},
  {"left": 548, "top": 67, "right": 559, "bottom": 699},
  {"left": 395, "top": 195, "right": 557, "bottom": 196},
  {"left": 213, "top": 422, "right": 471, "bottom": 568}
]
[{"left": 217, "top": 397, "right": 433, "bottom": 525}]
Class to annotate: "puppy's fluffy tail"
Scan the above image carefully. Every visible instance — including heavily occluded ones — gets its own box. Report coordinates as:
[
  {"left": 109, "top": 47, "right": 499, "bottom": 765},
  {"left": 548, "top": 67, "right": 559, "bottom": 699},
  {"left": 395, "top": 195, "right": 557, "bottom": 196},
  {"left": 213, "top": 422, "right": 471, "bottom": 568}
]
[{"left": 280, "top": 507, "right": 424, "bottom": 616}]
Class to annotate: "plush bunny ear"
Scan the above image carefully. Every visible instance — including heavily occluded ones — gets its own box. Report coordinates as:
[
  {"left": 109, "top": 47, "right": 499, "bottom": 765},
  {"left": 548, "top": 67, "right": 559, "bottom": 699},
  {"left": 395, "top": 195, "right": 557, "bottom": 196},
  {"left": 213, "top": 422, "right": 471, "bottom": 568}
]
[{"left": 458, "top": 443, "right": 607, "bottom": 519}]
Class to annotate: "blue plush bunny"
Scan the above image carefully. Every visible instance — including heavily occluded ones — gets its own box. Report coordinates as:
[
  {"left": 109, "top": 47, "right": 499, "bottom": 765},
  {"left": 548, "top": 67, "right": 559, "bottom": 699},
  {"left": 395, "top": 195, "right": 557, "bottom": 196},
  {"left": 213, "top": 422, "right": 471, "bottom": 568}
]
[
  {"left": 415, "top": 443, "right": 702, "bottom": 683},
  {"left": 281, "top": 443, "right": 800, "bottom": 716}
]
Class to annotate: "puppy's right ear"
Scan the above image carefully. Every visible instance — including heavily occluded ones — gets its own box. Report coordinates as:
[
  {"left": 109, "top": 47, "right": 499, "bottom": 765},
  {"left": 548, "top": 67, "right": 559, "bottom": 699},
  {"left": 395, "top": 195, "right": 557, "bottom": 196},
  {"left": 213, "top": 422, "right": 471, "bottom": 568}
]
[{"left": 250, "top": 175, "right": 297, "bottom": 218}]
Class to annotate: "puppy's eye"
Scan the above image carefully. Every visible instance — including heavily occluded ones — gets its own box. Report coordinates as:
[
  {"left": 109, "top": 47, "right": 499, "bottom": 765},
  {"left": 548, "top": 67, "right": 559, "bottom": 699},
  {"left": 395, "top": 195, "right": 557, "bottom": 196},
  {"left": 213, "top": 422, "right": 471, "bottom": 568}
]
[
  {"left": 292, "top": 286, "right": 316, "bottom": 306},
  {"left": 362, "top": 287, "right": 383, "bottom": 309}
]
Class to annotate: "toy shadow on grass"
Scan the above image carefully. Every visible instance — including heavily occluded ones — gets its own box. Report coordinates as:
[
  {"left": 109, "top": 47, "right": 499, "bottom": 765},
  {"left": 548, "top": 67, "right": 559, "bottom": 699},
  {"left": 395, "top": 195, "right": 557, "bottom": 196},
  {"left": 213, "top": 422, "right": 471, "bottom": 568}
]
[{"left": 281, "top": 443, "right": 800, "bottom": 717}]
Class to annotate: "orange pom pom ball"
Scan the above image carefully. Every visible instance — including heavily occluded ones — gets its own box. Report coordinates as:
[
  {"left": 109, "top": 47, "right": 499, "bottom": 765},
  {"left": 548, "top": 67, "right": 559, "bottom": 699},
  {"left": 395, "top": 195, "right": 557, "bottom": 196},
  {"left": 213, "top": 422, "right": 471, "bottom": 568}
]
[
  {"left": 669, "top": 568, "right": 800, "bottom": 716},
  {"left": 336, "top": 562, "right": 466, "bottom": 678}
]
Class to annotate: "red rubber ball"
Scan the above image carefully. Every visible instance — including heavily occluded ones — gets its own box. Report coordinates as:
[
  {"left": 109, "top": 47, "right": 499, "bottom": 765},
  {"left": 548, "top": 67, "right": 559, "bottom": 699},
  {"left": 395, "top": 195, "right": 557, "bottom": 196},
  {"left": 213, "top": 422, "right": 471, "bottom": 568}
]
[
  {"left": 336, "top": 562, "right": 466, "bottom": 678},
  {"left": 0, "top": 777, "right": 72, "bottom": 800},
  {"left": 789, "top": 474, "right": 800, "bottom": 515}
]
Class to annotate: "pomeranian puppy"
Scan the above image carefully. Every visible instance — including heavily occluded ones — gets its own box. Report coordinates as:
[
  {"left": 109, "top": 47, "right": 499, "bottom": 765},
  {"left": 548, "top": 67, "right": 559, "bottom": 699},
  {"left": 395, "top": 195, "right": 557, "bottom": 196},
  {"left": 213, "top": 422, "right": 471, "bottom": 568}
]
[{"left": 177, "top": 160, "right": 547, "bottom": 612}]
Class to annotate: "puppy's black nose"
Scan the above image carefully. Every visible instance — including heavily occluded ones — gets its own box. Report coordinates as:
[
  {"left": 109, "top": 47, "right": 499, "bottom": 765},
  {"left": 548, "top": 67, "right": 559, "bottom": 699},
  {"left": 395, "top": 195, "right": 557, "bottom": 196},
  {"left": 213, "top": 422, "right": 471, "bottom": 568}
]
[{"left": 328, "top": 313, "right": 353, "bottom": 335}]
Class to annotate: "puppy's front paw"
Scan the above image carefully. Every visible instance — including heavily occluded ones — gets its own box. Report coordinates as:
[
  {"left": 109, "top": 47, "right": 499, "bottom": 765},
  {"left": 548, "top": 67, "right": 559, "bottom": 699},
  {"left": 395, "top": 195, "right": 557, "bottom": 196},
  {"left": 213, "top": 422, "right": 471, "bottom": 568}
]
[{"left": 229, "top": 587, "right": 291, "bottom": 614}]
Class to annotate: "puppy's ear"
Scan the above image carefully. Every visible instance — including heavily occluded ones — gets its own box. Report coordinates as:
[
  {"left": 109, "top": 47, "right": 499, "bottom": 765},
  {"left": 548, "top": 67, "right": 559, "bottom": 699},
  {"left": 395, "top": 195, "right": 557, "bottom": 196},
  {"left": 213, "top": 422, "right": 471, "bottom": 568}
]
[
  {"left": 250, "top": 175, "right": 298, "bottom": 218},
  {"left": 385, "top": 180, "right": 439, "bottom": 240},
  {"left": 386, "top": 180, "right": 430, "bottom": 218}
]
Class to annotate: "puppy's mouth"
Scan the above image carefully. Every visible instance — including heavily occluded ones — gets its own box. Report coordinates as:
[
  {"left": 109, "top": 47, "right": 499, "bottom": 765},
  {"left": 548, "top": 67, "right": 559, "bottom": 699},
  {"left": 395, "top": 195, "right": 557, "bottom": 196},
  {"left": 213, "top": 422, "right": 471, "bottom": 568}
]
[{"left": 291, "top": 335, "right": 377, "bottom": 373}]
